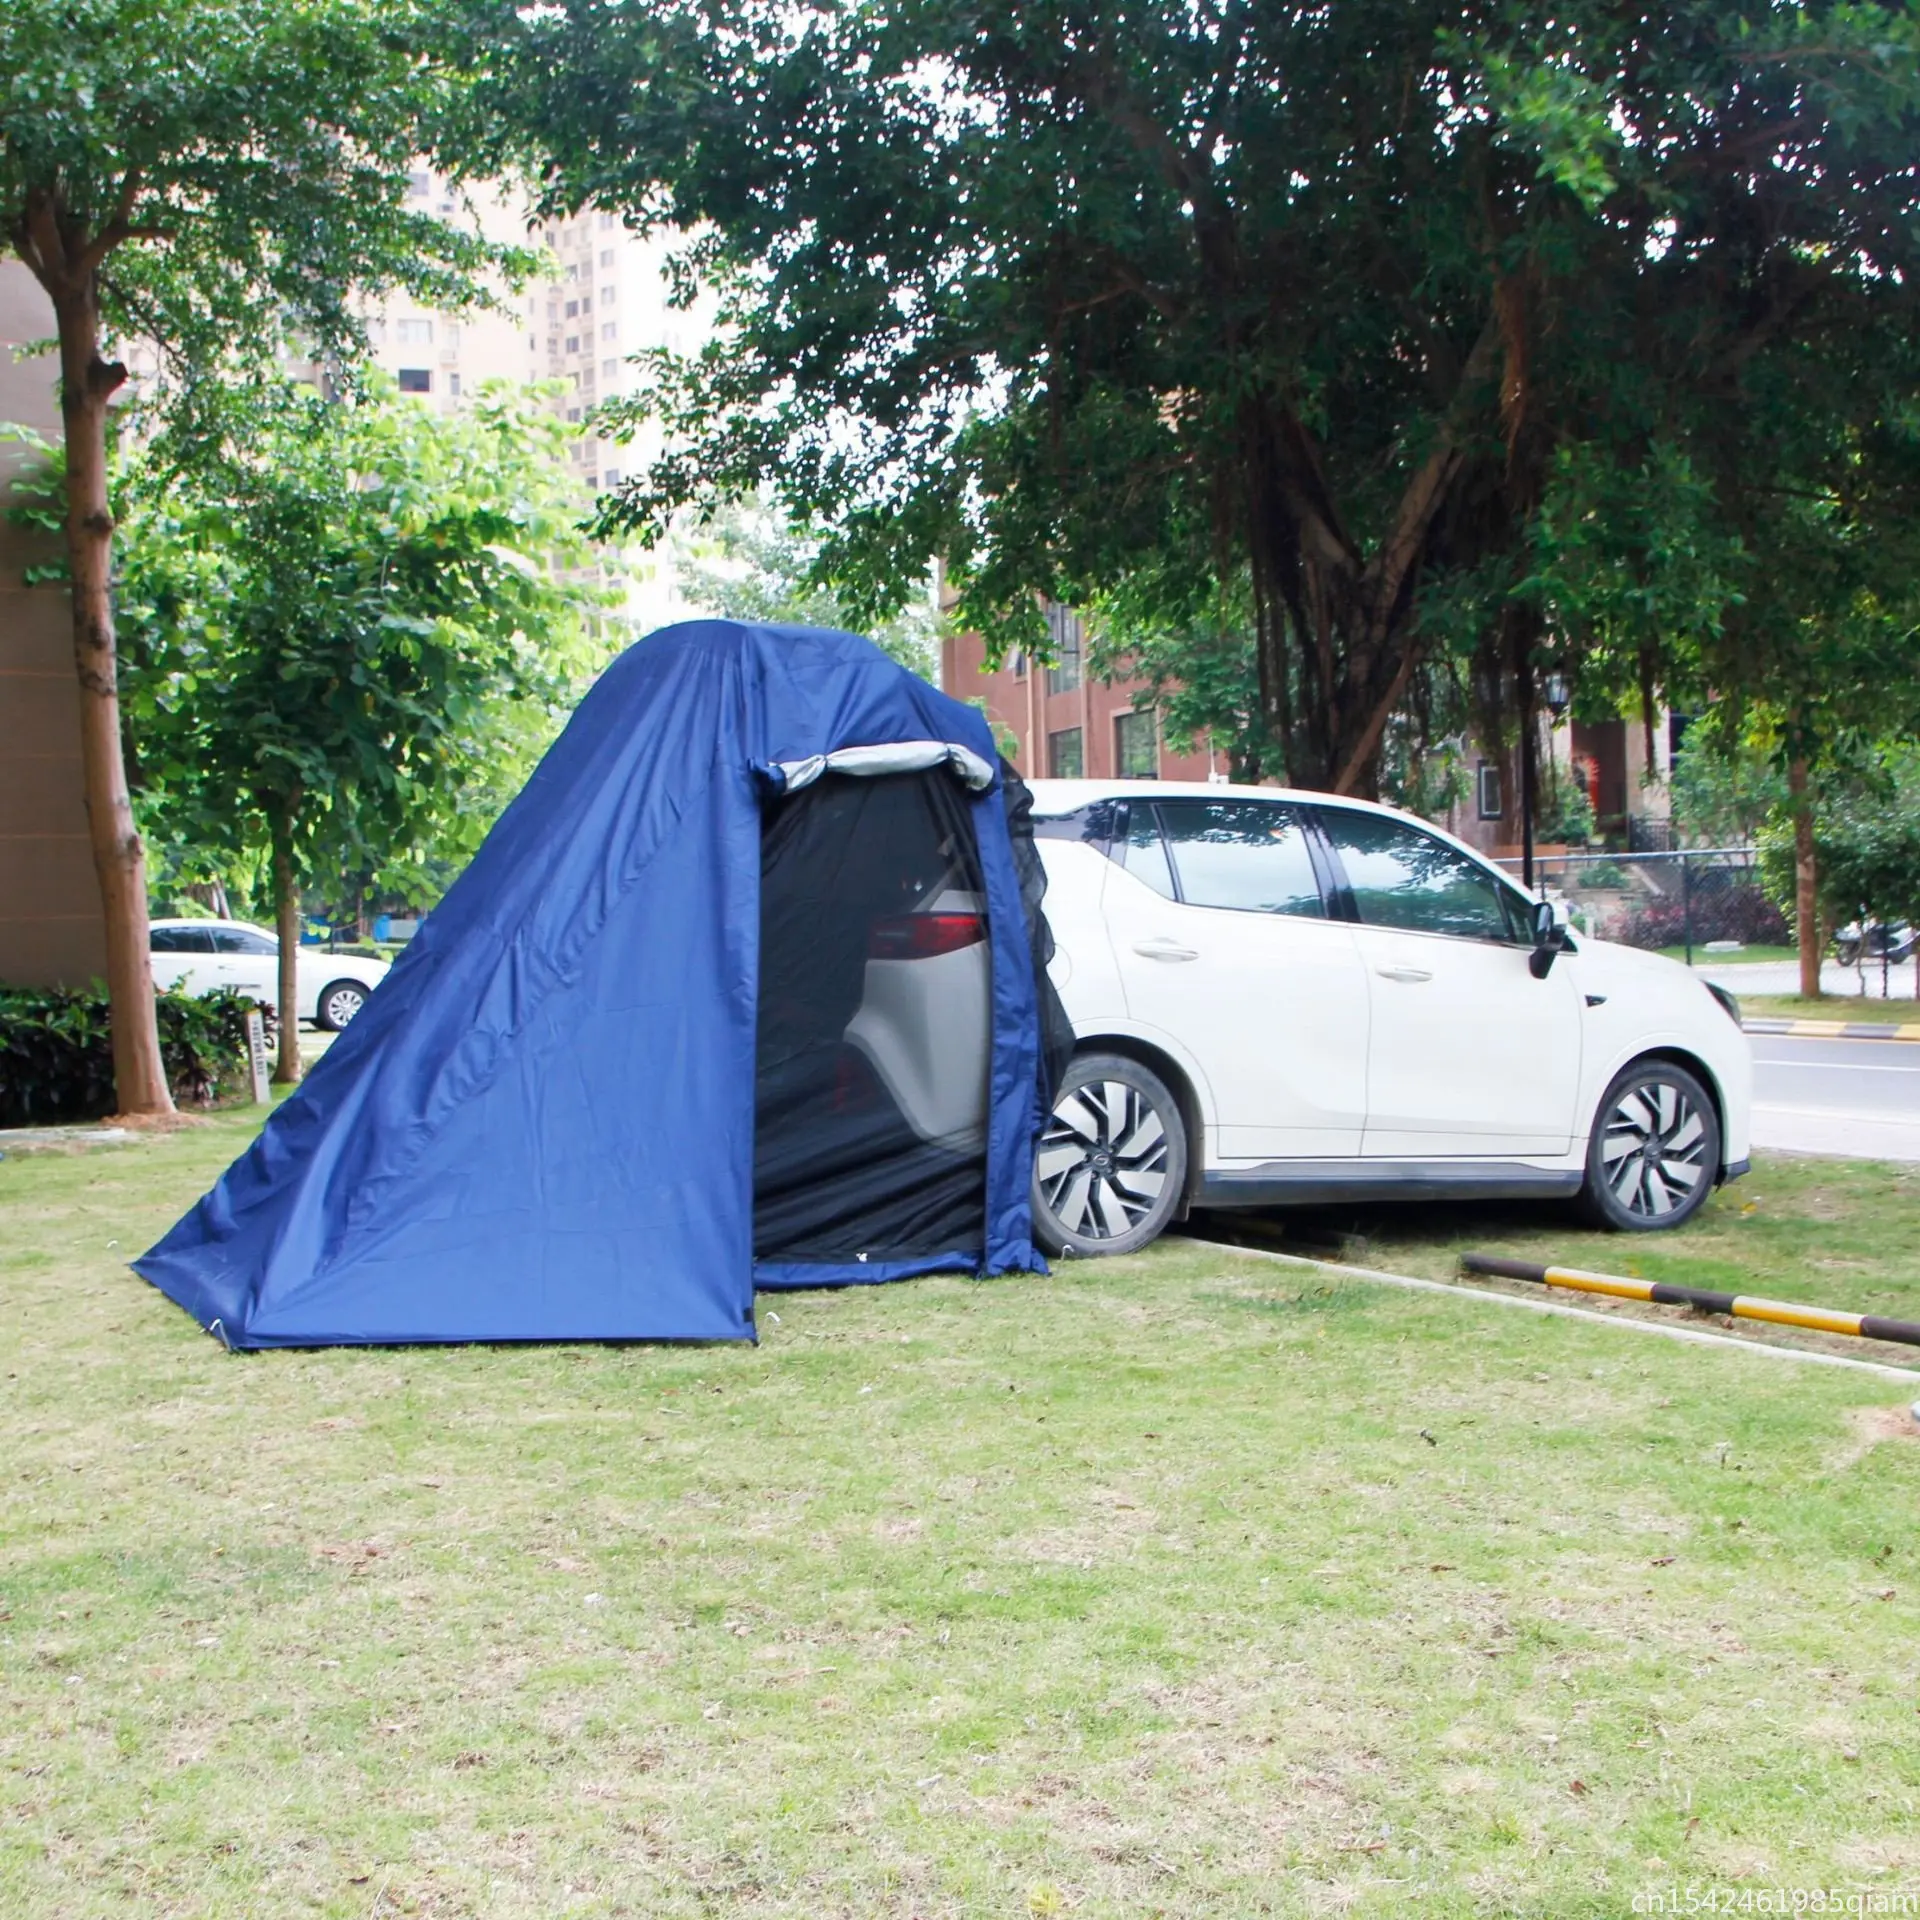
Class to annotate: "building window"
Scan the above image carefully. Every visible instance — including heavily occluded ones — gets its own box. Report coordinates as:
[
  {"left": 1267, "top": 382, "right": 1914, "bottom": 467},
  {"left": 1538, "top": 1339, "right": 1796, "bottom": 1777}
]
[
  {"left": 565, "top": 299, "right": 578, "bottom": 318},
  {"left": 600, "top": 285, "right": 615, "bottom": 304},
  {"left": 443, "top": 324, "right": 461, "bottom": 350},
  {"left": 407, "top": 170, "right": 431, "bottom": 199},
  {"left": 566, "top": 406, "right": 581, "bottom": 422},
  {"left": 1047, "top": 728, "right": 1085, "bottom": 778},
  {"left": 448, "top": 373, "right": 462, "bottom": 398},
  {"left": 1115, "top": 708, "right": 1158, "bottom": 778},
  {"left": 599, "top": 248, "right": 615, "bottom": 267},
  {"left": 602, "top": 358, "right": 618, "bottom": 377},
  {"left": 1476, "top": 760, "right": 1503, "bottom": 820},
  {"left": 1044, "top": 602, "right": 1083, "bottom": 693},
  {"left": 599, "top": 212, "right": 617, "bottom": 229},
  {"left": 395, "top": 318, "right": 433, "bottom": 345},
  {"left": 579, "top": 296, "right": 592, "bottom": 314},
  {"left": 603, "top": 468, "right": 621, "bottom": 486},
  {"left": 601, "top": 322, "right": 618, "bottom": 341},
  {"left": 397, "top": 368, "right": 432, "bottom": 393},
  {"left": 564, "top": 335, "right": 579, "bottom": 352}
]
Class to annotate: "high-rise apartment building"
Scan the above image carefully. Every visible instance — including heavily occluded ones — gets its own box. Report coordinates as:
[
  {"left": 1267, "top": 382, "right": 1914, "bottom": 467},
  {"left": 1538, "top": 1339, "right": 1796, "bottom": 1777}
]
[{"left": 360, "top": 178, "right": 712, "bottom": 633}]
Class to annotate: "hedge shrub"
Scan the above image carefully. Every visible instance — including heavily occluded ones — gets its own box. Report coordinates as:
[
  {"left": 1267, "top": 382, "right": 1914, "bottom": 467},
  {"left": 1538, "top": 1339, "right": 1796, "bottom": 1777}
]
[{"left": 0, "top": 985, "right": 274, "bottom": 1127}]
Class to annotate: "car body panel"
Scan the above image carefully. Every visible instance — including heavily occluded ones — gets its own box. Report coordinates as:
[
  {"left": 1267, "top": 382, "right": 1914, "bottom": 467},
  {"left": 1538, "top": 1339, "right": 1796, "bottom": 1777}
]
[{"left": 1350, "top": 919, "right": 1584, "bottom": 1156}]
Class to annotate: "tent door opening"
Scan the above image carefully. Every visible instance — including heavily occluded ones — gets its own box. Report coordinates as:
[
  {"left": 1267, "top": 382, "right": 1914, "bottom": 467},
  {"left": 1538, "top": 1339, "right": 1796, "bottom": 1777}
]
[{"left": 753, "top": 767, "right": 993, "bottom": 1264}]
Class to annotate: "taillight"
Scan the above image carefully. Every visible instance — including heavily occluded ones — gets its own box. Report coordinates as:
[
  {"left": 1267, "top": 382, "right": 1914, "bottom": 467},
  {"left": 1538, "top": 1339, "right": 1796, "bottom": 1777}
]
[{"left": 868, "top": 912, "right": 985, "bottom": 960}]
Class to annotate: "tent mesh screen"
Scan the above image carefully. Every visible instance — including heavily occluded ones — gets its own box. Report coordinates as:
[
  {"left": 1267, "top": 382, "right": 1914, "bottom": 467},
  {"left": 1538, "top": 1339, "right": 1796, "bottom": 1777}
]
[{"left": 754, "top": 769, "right": 990, "bottom": 1261}]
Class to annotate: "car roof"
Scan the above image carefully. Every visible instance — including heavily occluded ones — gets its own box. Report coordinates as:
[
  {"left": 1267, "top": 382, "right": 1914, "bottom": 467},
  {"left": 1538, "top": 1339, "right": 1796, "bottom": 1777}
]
[
  {"left": 149, "top": 918, "right": 275, "bottom": 936},
  {"left": 1026, "top": 778, "right": 1409, "bottom": 822}
]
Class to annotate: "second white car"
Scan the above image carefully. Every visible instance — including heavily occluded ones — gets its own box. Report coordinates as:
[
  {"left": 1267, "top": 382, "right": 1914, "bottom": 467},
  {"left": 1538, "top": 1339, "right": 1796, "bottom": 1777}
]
[{"left": 148, "top": 920, "right": 390, "bottom": 1031}]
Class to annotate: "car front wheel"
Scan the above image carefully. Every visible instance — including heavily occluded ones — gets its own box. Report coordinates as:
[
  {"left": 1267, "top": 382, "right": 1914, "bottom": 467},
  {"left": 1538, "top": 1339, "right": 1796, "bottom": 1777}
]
[
  {"left": 315, "top": 979, "right": 370, "bottom": 1032},
  {"left": 1032, "top": 1052, "right": 1188, "bottom": 1258},
  {"left": 1578, "top": 1059, "right": 1721, "bottom": 1231}
]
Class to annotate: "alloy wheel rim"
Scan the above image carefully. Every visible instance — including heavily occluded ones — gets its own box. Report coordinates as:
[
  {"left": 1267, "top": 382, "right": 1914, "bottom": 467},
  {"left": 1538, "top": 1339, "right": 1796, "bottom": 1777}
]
[
  {"left": 1037, "top": 1080, "right": 1169, "bottom": 1241},
  {"left": 1600, "top": 1080, "right": 1708, "bottom": 1219},
  {"left": 326, "top": 988, "right": 364, "bottom": 1027}
]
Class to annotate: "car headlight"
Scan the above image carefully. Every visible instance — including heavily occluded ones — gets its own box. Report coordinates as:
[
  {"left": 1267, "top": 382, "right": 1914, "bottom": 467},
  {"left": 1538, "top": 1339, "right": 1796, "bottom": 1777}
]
[{"left": 1705, "top": 980, "right": 1743, "bottom": 1027}]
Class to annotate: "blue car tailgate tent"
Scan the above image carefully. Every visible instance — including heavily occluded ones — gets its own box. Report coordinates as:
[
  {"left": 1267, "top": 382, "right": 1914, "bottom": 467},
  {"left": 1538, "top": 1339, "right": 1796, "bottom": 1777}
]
[{"left": 135, "top": 621, "right": 1070, "bottom": 1348}]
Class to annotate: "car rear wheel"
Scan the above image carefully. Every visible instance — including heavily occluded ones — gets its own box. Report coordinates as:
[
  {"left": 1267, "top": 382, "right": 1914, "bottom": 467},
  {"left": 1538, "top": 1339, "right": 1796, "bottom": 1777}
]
[
  {"left": 1578, "top": 1059, "right": 1720, "bottom": 1231},
  {"left": 315, "top": 979, "right": 369, "bottom": 1033},
  {"left": 1032, "top": 1052, "right": 1187, "bottom": 1258}
]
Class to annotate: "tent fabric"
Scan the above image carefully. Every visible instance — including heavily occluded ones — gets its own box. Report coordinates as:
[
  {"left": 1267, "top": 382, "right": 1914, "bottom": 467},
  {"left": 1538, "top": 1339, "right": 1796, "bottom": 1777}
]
[{"left": 134, "top": 620, "right": 1052, "bottom": 1349}]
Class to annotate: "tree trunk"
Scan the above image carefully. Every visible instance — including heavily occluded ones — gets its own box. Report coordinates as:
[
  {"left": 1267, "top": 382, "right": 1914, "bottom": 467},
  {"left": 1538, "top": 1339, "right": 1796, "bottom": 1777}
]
[
  {"left": 1788, "top": 756, "right": 1821, "bottom": 999},
  {"left": 52, "top": 282, "right": 175, "bottom": 1117},
  {"left": 269, "top": 797, "right": 304, "bottom": 1086}
]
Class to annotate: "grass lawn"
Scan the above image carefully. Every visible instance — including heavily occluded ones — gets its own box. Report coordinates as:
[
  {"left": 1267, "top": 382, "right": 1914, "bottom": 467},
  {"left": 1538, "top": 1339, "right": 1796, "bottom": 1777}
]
[
  {"left": 4, "top": 1113, "right": 1919, "bottom": 1918},
  {"left": 1736, "top": 994, "right": 1920, "bottom": 1027}
]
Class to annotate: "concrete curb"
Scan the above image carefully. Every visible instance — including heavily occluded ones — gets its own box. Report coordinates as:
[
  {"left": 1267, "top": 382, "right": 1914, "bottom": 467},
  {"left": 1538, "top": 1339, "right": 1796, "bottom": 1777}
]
[
  {"left": 1743, "top": 1018, "right": 1920, "bottom": 1042},
  {"left": 1174, "top": 1235, "right": 1920, "bottom": 1382}
]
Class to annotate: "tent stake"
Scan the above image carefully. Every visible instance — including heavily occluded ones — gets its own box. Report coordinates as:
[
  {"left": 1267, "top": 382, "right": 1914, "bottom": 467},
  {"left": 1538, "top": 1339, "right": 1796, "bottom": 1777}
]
[{"left": 1461, "top": 1253, "right": 1920, "bottom": 1351}]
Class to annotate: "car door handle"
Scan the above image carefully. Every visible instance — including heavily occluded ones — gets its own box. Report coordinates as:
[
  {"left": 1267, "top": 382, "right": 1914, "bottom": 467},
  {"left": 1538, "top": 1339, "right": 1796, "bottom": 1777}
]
[
  {"left": 1375, "top": 964, "right": 1434, "bottom": 983},
  {"left": 1133, "top": 939, "right": 1199, "bottom": 962}
]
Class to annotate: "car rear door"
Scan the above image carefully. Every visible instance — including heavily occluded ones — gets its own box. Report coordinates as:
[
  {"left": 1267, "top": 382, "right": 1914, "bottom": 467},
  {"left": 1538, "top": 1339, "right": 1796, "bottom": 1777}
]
[
  {"left": 1103, "top": 797, "right": 1370, "bottom": 1159},
  {"left": 210, "top": 925, "right": 280, "bottom": 1007},
  {"left": 150, "top": 926, "right": 216, "bottom": 995},
  {"left": 1310, "top": 806, "right": 1583, "bottom": 1157}
]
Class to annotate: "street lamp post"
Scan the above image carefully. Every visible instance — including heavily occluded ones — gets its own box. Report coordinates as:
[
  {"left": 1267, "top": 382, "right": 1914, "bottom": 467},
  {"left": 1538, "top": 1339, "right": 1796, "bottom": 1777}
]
[{"left": 1520, "top": 670, "right": 1572, "bottom": 894}]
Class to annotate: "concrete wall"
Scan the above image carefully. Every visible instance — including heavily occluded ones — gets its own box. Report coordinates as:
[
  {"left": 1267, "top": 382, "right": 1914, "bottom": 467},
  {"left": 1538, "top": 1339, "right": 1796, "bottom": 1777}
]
[{"left": 0, "top": 259, "right": 105, "bottom": 987}]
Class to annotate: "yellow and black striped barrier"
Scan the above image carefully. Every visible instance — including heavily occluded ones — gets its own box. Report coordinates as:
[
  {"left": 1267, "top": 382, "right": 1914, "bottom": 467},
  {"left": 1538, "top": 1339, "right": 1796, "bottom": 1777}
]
[{"left": 1461, "top": 1253, "right": 1920, "bottom": 1351}]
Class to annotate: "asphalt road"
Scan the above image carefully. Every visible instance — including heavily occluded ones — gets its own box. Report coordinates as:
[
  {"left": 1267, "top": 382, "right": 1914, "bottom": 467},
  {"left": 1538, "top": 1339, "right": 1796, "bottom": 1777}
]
[{"left": 1749, "top": 1032, "right": 1920, "bottom": 1162}]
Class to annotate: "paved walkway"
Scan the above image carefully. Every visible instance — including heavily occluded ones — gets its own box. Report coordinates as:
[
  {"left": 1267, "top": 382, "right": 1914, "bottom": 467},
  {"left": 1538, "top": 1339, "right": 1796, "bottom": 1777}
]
[{"left": 1696, "top": 955, "right": 1918, "bottom": 999}]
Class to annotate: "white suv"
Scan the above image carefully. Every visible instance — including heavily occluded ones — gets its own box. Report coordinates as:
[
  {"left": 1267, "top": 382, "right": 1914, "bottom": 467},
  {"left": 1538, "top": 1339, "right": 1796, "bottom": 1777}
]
[{"left": 1027, "top": 782, "right": 1752, "bottom": 1253}]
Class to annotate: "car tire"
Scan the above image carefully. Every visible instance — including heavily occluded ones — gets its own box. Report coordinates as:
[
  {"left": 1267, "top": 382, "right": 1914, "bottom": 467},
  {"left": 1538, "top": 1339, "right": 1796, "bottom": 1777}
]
[
  {"left": 315, "top": 979, "right": 370, "bottom": 1033},
  {"left": 1577, "top": 1058, "right": 1721, "bottom": 1232},
  {"left": 1032, "top": 1051, "right": 1188, "bottom": 1258}
]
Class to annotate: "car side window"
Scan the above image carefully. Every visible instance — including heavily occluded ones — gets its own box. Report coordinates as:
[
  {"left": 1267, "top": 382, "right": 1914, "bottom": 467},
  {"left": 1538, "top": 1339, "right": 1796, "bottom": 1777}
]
[
  {"left": 1111, "top": 802, "right": 1178, "bottom": 899},
  {"left": 1316, "top": 810, "right": 1522, "bottom": 943},
  {"left": 211, "top": 927, "right": 277, "bottom": 955},
  {"left": 153, "top": 927, "right": 214, "bottom": 953},
  {"left": 1154, "top": 800, "right": 1326, "bottom": 917}
]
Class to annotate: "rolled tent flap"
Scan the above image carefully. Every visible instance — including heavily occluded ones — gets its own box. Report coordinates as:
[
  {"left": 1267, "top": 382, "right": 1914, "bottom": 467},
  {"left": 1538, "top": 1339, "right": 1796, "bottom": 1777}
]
[
  {"left": 768, "top": 740, "right": 998, "bottom": 794},
  {"left": 133, "top": 620, "right": 1061, "bottom": 1349}
]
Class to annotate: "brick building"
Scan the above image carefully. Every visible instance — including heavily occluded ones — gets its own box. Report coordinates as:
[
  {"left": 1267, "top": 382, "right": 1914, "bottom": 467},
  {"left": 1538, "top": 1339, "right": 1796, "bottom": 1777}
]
[
  {"left": 0, "top": 259, "right": 103, "bottom": 987},
  {"left": 940, "top": 606, "right": 1229, "bottom": 783}
]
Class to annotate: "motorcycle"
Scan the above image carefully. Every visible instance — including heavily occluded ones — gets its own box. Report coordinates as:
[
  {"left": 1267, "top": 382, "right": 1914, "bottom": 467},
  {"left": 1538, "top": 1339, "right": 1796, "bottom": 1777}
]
[{"left": 1832, "top": 919, "right": 1917, "bottom": 969}]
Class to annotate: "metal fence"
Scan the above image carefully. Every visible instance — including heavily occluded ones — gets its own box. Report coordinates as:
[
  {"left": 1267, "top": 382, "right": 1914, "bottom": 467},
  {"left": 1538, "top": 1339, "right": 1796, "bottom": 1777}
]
[{"left": 1490, "top": 847, "right": 1787, "bottom": 964}]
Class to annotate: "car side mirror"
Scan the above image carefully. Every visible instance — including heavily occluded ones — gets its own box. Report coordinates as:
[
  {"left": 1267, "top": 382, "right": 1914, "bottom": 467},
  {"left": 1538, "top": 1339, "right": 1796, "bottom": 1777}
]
[{"left": 1528, "top": 897, "right": 1567, "bottom": 979}]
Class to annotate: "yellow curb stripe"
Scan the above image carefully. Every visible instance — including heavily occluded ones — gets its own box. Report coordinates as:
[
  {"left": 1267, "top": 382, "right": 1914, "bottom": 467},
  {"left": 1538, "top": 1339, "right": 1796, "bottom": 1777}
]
[
  {"left": 1730, "top": 1298, "right": 1865, "bottom": 1338},
  {"left": 1542, "top": 1266, "right": 1654, "bottom": 1302}
]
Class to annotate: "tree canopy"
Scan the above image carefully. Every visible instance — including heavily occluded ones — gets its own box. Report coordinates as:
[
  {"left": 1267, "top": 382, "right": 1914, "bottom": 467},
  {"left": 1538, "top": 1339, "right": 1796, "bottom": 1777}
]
[
  {"left": 475, "top": 0, "right": 1920, "bottom": 801},
  {"left": 2, "top": 0, "right": 528, "bottom": 1109},
  {"left": 113, "top": 375, "right": 607, "bottom": 1079}
]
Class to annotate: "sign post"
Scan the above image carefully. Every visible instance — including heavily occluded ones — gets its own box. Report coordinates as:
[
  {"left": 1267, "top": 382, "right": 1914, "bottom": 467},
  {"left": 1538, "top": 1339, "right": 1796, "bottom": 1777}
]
[{"left": 244, "top": 1010, "right": 271, "bottom": 1105}]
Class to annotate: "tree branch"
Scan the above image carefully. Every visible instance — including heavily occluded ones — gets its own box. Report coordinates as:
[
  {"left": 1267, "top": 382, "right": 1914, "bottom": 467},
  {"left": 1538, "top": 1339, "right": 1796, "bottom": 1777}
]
[{"left": 76, "top": 168, "right": 146, "bottom": 275}]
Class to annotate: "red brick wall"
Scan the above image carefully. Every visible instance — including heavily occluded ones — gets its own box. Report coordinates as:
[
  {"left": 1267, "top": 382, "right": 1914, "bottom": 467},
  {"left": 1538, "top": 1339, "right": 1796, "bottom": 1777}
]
[{"left": 940, "top": 628, "right": 1227, "bottom": 782}]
